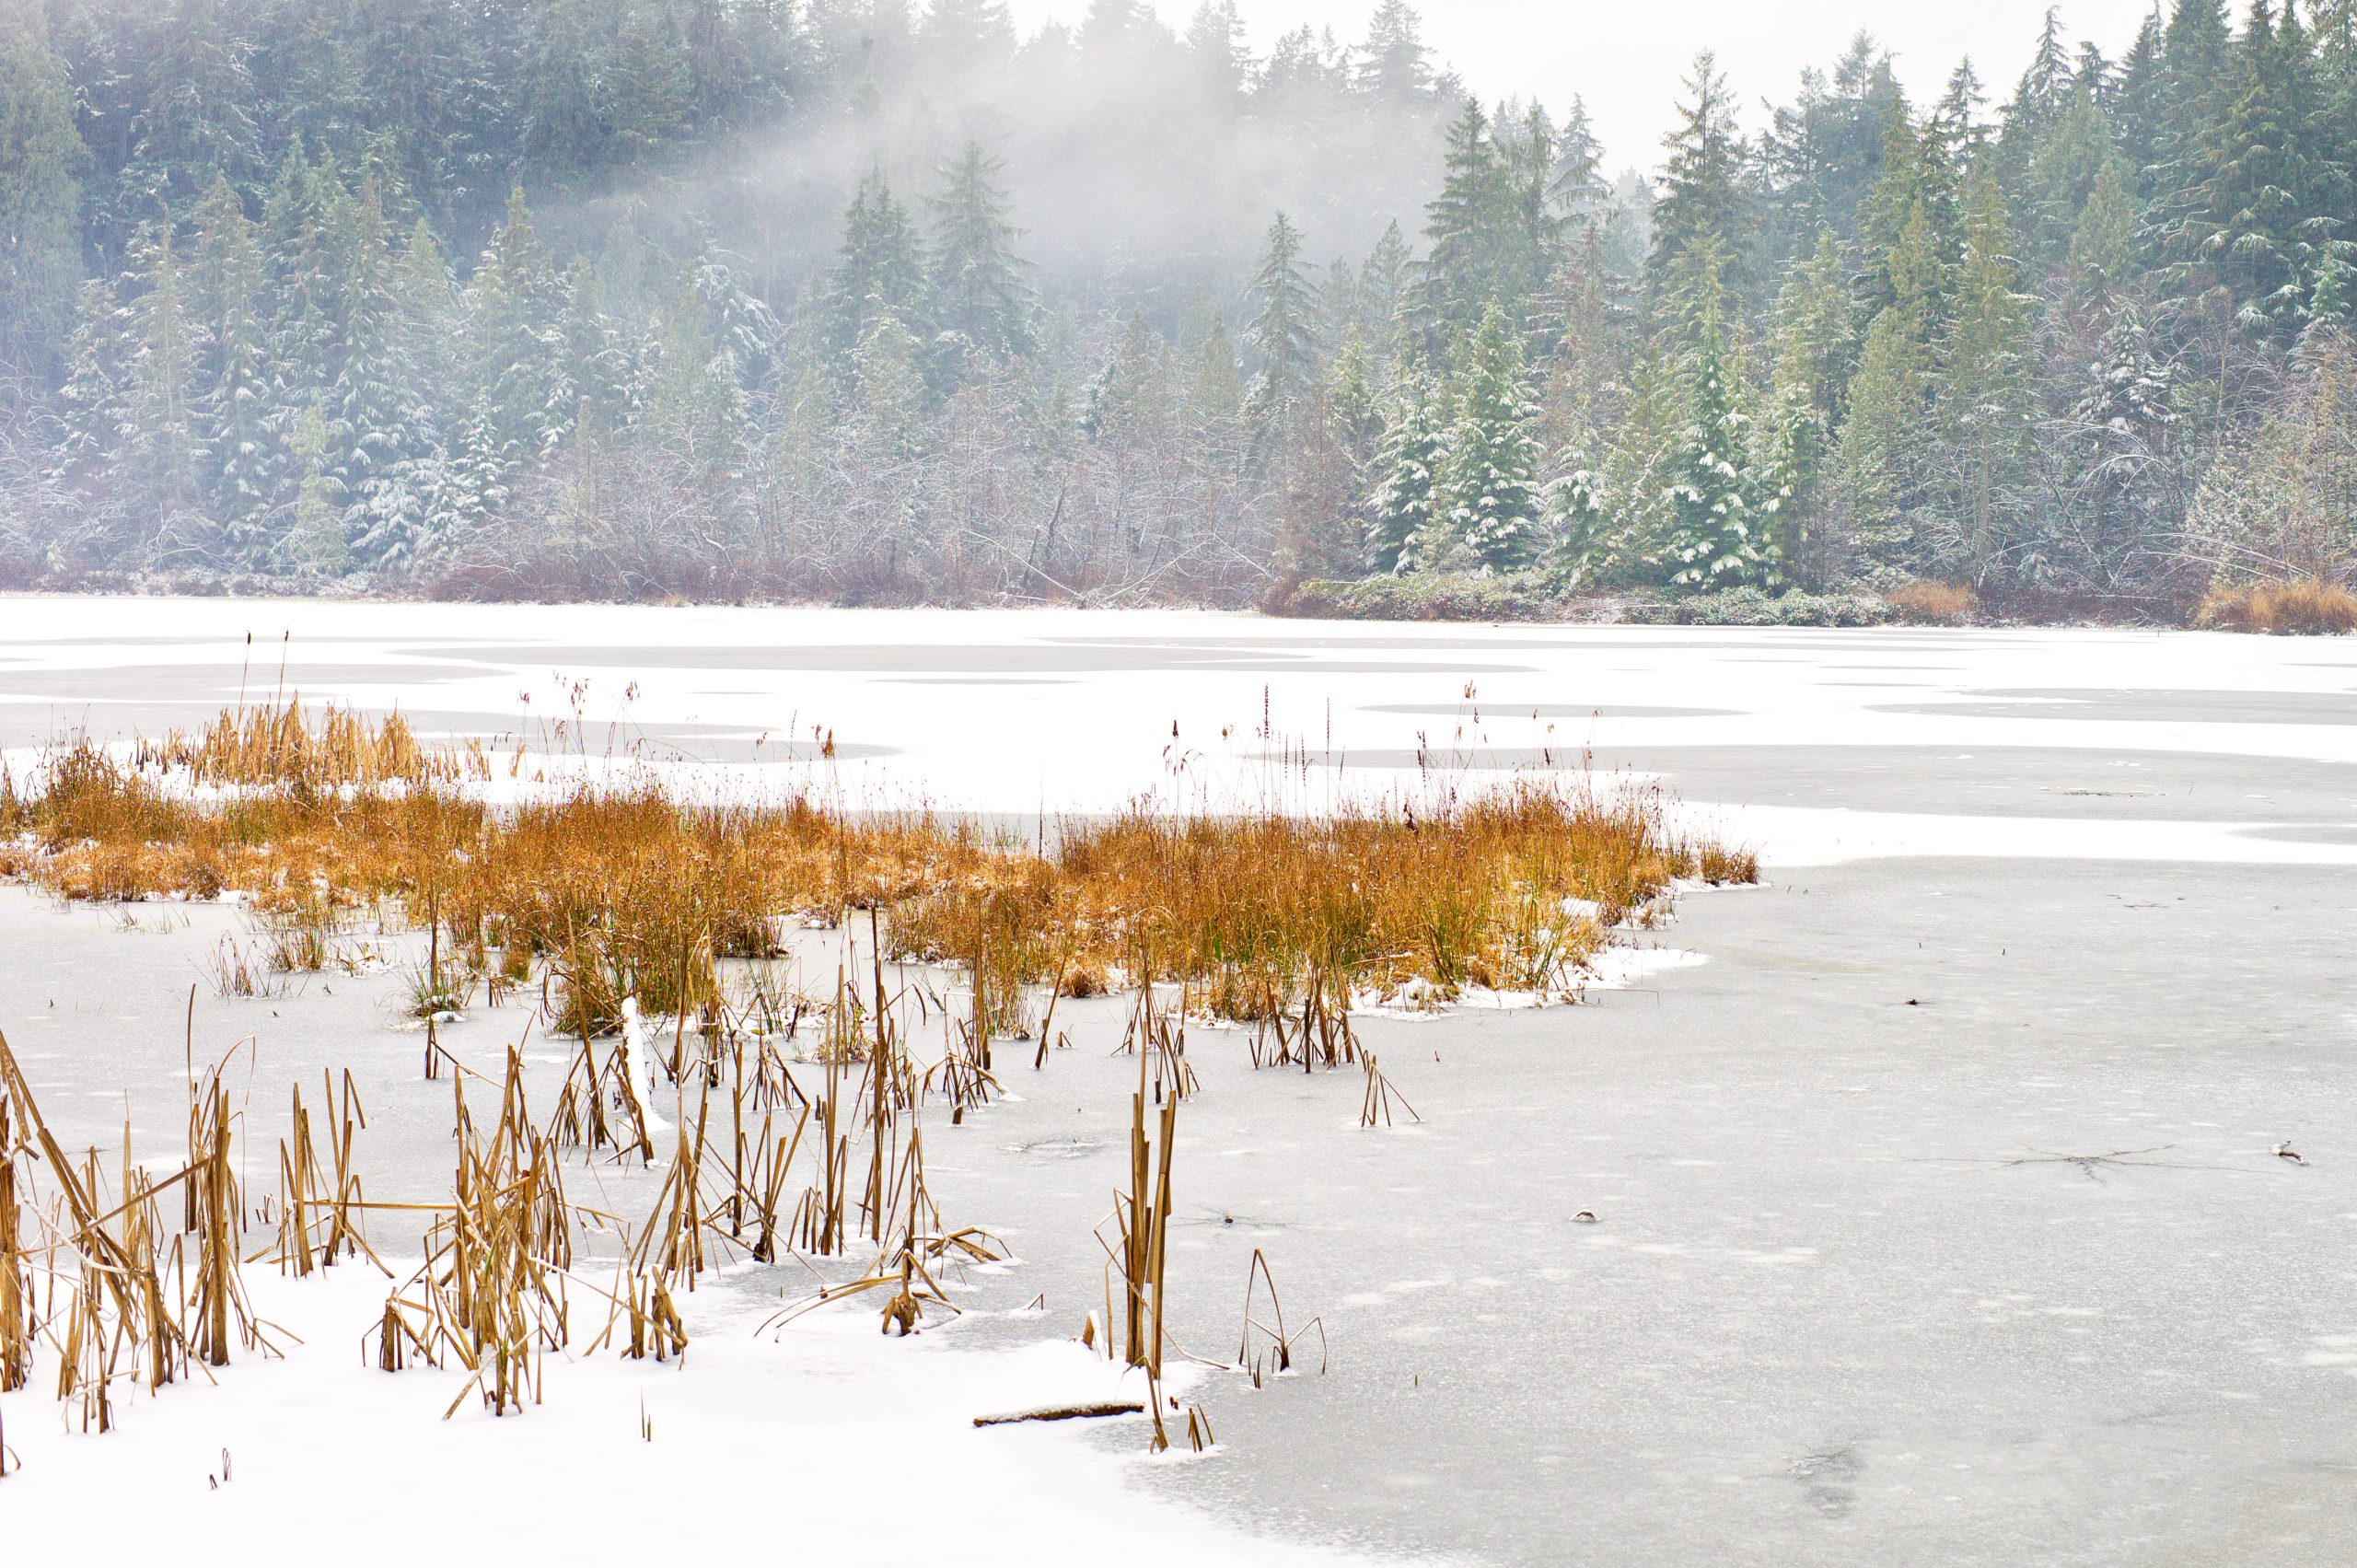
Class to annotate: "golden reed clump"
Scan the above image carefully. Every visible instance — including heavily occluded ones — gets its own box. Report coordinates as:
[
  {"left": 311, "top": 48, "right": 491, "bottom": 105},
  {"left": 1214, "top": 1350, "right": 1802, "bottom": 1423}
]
[
  {"left": 2197, "top": 577, "right": 2357, "bottom": 634},
  {"left": 11, "top": 703, "right": 1757, "bottom": 1021},
  {"left": 1883, "top": 579, "right": 1979, "bottom": 625}
]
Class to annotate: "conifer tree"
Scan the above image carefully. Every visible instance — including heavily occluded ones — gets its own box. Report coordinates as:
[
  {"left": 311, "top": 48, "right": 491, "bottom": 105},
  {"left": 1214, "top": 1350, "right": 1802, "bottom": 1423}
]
[
  {"left": 1245, "top": 212, "right": 1318, "bottom": 459},
  {"left": 1085, "top": 312, "right": 1176, "bottom": 441},
  {"left": 1356, "top": 0, "right": 1434, "bottom": 103},
  {"left": 110, "top": 0, "right": 262, "bottom": 233},
  {"left": 1366, "top": 362, "right": 1444, "bottom": 571},
  {"left": 2112, "top": 11, "right": 2170, "bottom": 184},
  {"left": 926, "top": 142, "right": 1034, "bottom": 374},
  {"left": 1933, "top": 173, "right": 2039, "bottom": 576},
  {"left": 117, "top": 225, "right": 210, "bottom": 547},
  {"left": 0, "top": 2, "right": 85, "bottom": 378},
  {"left": 188, "top": 176, "right": 273, "bottom": 555},
  {"left": 333, "top": 178, "right": 419, "bottom": 557},
  {"left": 1764, "top": 230, "right": 1857, "bottom": 575},
  {"left": 1186, "top": 313, "right": 1246, "bottom": 442},
  {"left": 461, "top": 190, "right": 564, "bottom": 463},
  {"left": 1836, "top": 195, "right": 1947, "bottom": 575},
  {"left": 354, "top": 221, "right": 458, "bottom": 569},
  {"left": 1994, "top": 6, "right": 2077, "bottom": 189},
  {"left": 645, "top": 275, "right": 752, "bottom": 479},
  {"left": 1655, "top": 238, "right": 1766, "bottom": 587},
  {"left": 2067, "top": 155, "right": 2142, "bottom": 293},
  {"left": 284, "top": 397, "right": 351, "bottom": 572},
  {"left": 830, "top": 171, "right": 930, "bottom": 358},
  {"left": 921, "top": 0, "right": 1018, "bottom": 79},
  {"left": 1549, "top": 97, "right": 1608, "bottom": 220},
  {"left": 1358, "top": 222, "right": 1412, "bottom": 343},
  {"left": 1651, "top": 52, "right": 1750, "bottom": 293},
  {"left": 1436, "top": 302, "right": 1545, "bottom": 571},
  {"left": 551, "top": 260, "right": 630, "bottom": 437},
  {"left": 1418, "top": 100, "right": 1513, "bottom": 336},
  {"left": 2187, "top": 1, "right": 2342, "bottom": 326}
]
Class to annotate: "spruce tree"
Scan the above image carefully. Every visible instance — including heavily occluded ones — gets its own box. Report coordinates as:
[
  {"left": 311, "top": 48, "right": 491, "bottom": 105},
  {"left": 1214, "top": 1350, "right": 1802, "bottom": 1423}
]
[
  {"left": 1436, "top": 302, "right": 1545, "bottom": 572},
  {"left": 52, "top": 279, "right": 128, "bottom": 507},
  {"left": 461, "top": 190, "right": 564, "bottom": 465},
  {"left": 830, "top": 171, "right": 929, "bottom": 358},
  {"left": 1933, "top": 174, "right": 2039, "bottom": 577},
  {"left": 1419, "top": 100, "right": 1513, "bottom": 336},
  {"left": 188, "top": 176, "right": 273, "bottom": 557},
  {"left": 551, "top": 259, "right": 630, "bottom": 436},
  {"left": 1356, "top": 0, "right": 1434, "bottom": 103},
  {"left": 926, "top": 142, "right": 1035, "bottom": 373},
  {"left": 0, "top": 2, "right": 85, "bottom": 379},
  {"left": 1549, "top": 97, "right": 1608, "bottom": 220},
  {"left": 2113, "top": 11, "right": 2170, "bottom": 184},
  {"left": 1655, "top": 238, "right": 1766, "bottom": 587},
  {"left": 1651, "top": 52, "right": 1750, "bottom": 293},
  {"left": 355, "top": 221, "right": 458, "bottom": 569},
  {"left": 1244, "top": 212, "right": 1318, "bottom": 458},
  {"left": 2188, "top": 1, "right": 2341, "bottom": 326},
  {"left": 332, "top": 178, "right": 418, "bottom": 561},
  {"left": 1764, "top": 230, "right": 1857, "bottom": 575},
  {"left": 1366, "top": 362, "right": 1444, "bottom": 572},
  {"left": 110, "top": 0, "right": 262, "bottom": 236},
  {"left": 117, "top": 224, "right": 209, "bottom": 548}
]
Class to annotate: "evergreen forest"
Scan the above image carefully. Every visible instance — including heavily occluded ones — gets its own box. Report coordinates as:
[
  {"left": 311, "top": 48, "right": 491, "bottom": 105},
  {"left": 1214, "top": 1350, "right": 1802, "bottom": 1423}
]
[{"left": 3, "top": 0, "right": 2355, "bottom": 615}]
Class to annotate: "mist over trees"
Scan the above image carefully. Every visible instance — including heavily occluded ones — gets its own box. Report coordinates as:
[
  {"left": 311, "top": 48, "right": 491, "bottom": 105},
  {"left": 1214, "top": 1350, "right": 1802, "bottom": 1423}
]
[{"left": 3, "top": 0, "right": 2356, "bottom": 612}]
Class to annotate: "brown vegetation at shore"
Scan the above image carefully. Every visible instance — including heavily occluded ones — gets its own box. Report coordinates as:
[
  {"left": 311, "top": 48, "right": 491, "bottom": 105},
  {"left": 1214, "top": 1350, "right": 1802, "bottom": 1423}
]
[
  {"left": 2196, "top": 577, "right": 2357, "bottom": 634},
  {"left": 9, "top": 703, "right": 1756, "bottom": 1021}
]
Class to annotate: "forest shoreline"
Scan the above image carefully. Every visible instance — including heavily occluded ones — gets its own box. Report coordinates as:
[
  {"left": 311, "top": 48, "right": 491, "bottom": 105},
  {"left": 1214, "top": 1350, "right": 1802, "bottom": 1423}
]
[{"left": 0, "top": 575, "right": 2320, "bottom": 633}]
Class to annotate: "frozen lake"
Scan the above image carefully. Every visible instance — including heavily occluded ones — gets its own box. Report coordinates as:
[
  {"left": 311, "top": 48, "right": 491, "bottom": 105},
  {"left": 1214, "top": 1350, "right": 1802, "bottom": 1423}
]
[{"left": 4, "top": 597, "right": 2356, "bottom": 1564}]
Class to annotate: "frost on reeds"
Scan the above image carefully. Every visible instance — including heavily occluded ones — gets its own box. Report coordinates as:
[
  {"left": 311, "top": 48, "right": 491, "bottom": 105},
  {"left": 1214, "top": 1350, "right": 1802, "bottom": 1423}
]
[{"left": 16, "top": 707, "right": 1757, "bottom": 1027}]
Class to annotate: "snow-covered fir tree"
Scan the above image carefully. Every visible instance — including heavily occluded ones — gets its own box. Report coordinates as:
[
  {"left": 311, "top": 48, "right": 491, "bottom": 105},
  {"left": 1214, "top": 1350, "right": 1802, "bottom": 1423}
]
[
  {"left": 1365, "top": 362, "right": 1446, "bottom": 573},
  {"left": 1435, "top": 301, "right": 1545, "bottom": 572}
]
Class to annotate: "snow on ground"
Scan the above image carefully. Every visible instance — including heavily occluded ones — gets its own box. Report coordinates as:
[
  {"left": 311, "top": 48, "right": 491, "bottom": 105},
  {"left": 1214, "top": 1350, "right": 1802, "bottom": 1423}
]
[{"left": 0, "top": 1259, "right": 1376, "bottom": 1567}]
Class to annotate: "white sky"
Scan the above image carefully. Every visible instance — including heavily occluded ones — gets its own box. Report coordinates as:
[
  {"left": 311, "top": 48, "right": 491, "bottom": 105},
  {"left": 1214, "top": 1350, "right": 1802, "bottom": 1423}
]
[{"left": 1004, "top": 1, "right": 2164, "bottom": 171}]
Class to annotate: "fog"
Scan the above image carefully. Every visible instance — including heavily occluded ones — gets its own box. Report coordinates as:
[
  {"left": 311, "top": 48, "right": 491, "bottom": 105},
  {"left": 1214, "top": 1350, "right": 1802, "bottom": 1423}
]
[{"left": 1009, "top": 0, "right": 2162, "bottom": 165}]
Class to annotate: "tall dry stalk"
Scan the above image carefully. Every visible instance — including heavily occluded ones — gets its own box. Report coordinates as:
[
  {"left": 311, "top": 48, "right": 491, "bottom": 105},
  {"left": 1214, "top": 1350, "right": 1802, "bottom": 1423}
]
[{"left": 0, "top": 1090, "right": 26, "bottom": 1393}]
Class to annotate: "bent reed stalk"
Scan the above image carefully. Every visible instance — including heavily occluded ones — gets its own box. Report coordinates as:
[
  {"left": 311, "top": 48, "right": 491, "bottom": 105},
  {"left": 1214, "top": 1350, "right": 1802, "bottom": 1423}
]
[{"left": 9, "top": 703, "right": 1758, "bottom": 1024}]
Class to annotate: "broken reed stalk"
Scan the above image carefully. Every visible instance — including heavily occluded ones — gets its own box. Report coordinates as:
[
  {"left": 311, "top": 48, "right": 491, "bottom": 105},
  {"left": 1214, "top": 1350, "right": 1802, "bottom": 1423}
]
[
  {"left": 1237, "top": 1248, "right": 1327, "bottom": 1386},
  {"left": 1358, "top": 1051, "right": 1421, "bottom": 1129},
  {"left": 188, "top": 1069, "right": 247, "bottom": 1367},
  {"left": 268, "top": 1072, "right": 383, "bottom": 1275},
  {"left": 0, "top": 1089, "right": 26, "bottom": 1393},
  {"left": 0, "top": 1025, "right": 274, "bottom": 1427},
  {"left": 385, "top": 1053, "right": 577, "bottom": 1417},
  {"left": 1092, "top": 1039, "right": 1181, "bottom": 1448}
]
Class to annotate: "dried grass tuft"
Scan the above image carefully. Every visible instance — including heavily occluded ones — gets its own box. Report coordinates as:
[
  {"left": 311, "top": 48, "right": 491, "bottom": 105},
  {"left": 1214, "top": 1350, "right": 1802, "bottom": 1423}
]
[
  {"left": 2197, "top": 576, "right": 2357, "bottom": 634},
  {"left": 1883, "top": 579, "right": 1979, "bottom": 625}
]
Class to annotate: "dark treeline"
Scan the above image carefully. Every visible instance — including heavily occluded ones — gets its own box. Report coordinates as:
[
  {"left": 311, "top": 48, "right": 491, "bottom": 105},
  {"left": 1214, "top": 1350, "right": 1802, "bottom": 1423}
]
[{"left": 0, "top": 0, "right": 2352, "bottom": 610}]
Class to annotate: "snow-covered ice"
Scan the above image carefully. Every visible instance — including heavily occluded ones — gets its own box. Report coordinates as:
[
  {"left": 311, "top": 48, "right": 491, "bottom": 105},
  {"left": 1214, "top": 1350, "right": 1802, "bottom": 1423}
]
[{"left": 6, "top": 598, "right": 2357, "bottom": 1565}]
